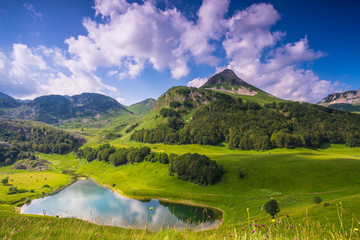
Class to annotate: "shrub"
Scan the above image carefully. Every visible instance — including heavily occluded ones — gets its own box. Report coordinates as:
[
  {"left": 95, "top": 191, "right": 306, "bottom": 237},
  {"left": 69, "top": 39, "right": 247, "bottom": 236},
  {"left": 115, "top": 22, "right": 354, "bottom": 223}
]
[
  {"left": 238, "top": 168, "right": 244, "bottom": 178},
  {"left": 313, "top": 196, "right": 322, "bottom": 204},
  {"left": 7, "top": 186, "right": 18, "bottom": 194},
  {"left": 1, "top": 177, "right": 9, "bottom": 185},
  {"left": 42, "top": 184, "right": 50, "bottom": 188},
  {"left": 170, "top": 101, "right": 181, "bottom": 108},
  {"left": 30, "top": 189, "right": 35, "bottom": 193},
  {"left": 159, "top": 108, "right": 180, "bottom": 118},
  {"left": 125, "top": 123, "right": 139, "bottom": 133},
  {"left": 323, "top": 202, "right": 330, "bottom": 207},
  {"left": 25, "top": 198, "right": 31, "bottom": 204},
  {"left": 265, "top": 199, "right": 280, "bottom": 218}
]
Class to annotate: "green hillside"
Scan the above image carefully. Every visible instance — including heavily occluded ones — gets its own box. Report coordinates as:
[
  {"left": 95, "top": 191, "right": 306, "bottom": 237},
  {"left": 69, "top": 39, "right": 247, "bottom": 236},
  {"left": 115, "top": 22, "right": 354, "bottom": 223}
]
[
  {"left": 326, "top": 103, "right": 360, "bottom": 112},
  {"left": 1, "top": 71, "right": 360, "bottom": 239},
  {"left": 131, "top": 92, "right": 360, "bottom": 149},
  {"left": 127, "top": 98, "right": 156, "bottom": 116}
]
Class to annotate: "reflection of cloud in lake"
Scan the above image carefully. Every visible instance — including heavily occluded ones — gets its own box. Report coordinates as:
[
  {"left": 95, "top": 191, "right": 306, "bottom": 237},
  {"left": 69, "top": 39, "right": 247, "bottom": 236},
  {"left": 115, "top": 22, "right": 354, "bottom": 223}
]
[{"left": 21, "top": 179, "right": 220, "bottom": 230}]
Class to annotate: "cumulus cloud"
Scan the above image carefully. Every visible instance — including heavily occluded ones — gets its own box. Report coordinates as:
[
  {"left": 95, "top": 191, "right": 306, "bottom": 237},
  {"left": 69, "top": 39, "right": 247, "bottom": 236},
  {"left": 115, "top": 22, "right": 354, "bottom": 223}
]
[
  {"left": 1, "top": 0, "right": 336, "bottom": 103},
  {"left": 0, "top": 45, "right": 116, "bottom": 100},
  {"left": 65, "top": 0, "right": 231, "bottom": 79},
  {"left": 187, "top": 77, "right": 208, "bottom": 88},
  {"left": 222, "top": 3, "right": 334, "bottom": 102}
]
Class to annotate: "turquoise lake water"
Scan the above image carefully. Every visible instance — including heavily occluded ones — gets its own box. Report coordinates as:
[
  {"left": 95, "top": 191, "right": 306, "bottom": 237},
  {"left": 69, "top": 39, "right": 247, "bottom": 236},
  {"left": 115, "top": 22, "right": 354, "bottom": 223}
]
[{"left": 20, "top": 179, "right": 222, "bottom": 230}]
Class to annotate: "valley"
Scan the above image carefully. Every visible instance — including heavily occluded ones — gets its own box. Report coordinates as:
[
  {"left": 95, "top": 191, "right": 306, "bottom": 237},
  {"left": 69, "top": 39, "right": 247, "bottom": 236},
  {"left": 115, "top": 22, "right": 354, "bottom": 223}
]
[{"left": 1, "top": 70, "right": 360, "bottom": 239}]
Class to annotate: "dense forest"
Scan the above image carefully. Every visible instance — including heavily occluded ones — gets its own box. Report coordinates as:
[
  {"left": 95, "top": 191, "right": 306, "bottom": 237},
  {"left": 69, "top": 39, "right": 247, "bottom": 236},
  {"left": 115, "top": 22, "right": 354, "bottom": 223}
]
[
  {"left": 131, "top": 96, "right": 360, "bottom": 150},
  {"left": 0, "top": 118, "right": 84, "bottom": 166},
  {"left": 76, "top": 144, "right": 223, "bottom": 185}
]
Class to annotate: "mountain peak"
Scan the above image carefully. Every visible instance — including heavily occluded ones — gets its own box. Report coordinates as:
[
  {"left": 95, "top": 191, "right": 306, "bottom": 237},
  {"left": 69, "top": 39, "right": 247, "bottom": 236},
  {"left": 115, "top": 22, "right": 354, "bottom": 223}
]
[{"left": 200, "top": 69, "right": 260, "bottom": 96}]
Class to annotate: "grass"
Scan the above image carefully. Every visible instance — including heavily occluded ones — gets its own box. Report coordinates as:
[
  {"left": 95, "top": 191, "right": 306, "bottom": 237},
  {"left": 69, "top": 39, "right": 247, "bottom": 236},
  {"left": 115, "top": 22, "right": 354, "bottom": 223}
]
[
  {"left": 0, "top": 171, "right": 70, "bottom": 205},
  {"left": 1, "top": 144, "right": 360, "bottom": 239}
]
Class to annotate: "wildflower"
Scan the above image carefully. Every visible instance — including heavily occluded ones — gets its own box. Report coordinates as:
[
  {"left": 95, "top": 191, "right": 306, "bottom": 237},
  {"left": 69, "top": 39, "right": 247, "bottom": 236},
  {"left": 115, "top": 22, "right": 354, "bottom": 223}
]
[
  {"left": 252, "top": 230, "right": 256, "bottom": 233},
  {"left": 230, "top": 235, "right": 232, "bottom": 237},
  {"left": 255, "top": 224, "right": 258, "bottom": 227},
  {"left": 149, "top": 207, "right": 153, "bottom": 210},
  {"left": 355, "top": 228, "right": 359, "bottom": 231},
  {"left": 255, "top": 219, "right": 258, "bottom": 222},
  {"left": 291, "top": 226, "right": 294, "bottom": 228},
  {"left": 286, "top": 215, "right": 290, "bottom": 217},
  {"left": 262, "top": 224, "right": 266, "bottom": 227},
  {"left": 271, "top": 219, "right": 275, "bottom": 222},
  {"left": 242, "top": 229, "right": 245, "bottom": 231},
  {"left": 229, "top": 231, "right": 231, "bottom": 234}
]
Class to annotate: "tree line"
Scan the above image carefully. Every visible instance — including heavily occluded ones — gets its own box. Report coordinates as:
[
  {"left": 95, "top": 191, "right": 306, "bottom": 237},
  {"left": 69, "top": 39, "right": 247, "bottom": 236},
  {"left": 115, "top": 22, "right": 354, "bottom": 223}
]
[
  {"left": 75, "top": 144, "right": 223, "bottom": 186},
  {"left": 0, "top": 119, "right": 84, "bottom": 166},
  {"left": 131, "top": 97, "right": 360, "bottom": 150}
]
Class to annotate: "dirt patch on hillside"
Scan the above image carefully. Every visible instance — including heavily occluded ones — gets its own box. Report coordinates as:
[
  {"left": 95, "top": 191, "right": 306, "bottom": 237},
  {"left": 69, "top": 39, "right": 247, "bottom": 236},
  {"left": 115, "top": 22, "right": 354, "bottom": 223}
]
[{"left": 206, "top": 86, "right": 257, "bottom": 96}]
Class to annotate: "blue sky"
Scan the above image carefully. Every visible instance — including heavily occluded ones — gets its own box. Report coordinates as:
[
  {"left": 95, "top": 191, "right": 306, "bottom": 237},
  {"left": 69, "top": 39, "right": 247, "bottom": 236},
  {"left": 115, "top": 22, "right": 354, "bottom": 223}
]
[{"left": 0, "top": 0, "right": 359, "bottom": 105}]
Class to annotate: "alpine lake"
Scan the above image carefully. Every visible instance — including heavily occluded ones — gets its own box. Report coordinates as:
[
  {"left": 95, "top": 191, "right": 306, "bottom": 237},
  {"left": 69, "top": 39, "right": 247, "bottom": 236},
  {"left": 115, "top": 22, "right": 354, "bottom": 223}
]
[{"left": 20, "top": 179, "right": 222, "bottom": 231}]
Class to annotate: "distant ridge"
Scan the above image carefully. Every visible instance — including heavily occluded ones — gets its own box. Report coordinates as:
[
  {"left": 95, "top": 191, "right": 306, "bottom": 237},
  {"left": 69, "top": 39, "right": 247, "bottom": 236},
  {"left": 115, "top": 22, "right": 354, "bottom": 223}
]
[
  {"left": 0, "top": 92, "right": 131, "bottom": 123},
  {"left": 127, "top": 98, "right": 156, "bottom": 116},
  {"left": 0, "top": 92, "right": 21, "bottom": 108},
  {"left": 319, "top": 89, "right": 360, "bottom": 112}
]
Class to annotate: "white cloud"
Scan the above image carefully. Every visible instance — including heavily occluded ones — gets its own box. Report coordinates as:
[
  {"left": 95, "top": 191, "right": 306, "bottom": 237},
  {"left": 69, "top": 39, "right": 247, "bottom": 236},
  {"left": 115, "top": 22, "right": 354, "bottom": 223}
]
[
  {"left": 222, "top": 3, "right": 334, "bottom": 102},
  {"left": 115, "top": 97, "right": 125, "bottom": 104},
  {"left": 0, "top": 44, "right": 117, "bottom": 100},
  {"left": 64, "top": 0, "right": 232, "bottom": 79},
  {"left": 0, "top": 52, "right": 6, "bottom": 70},
  {"left": 107, "top": 70, "right": 118, "bottom": 76},
  {"left": 23, "top": 2, "right": 42, "bottom": 19},
  {"left": 1, "top": 0, "right": 337, "bottom": 103},
  {"left": 187, "top": 77, "right": 208, "bottom": 88}
]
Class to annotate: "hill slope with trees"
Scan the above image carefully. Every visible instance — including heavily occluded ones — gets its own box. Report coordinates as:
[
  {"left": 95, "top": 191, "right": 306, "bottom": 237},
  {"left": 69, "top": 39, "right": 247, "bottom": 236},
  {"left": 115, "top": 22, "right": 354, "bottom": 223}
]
[
  {"left": 0, "top": 118, "right": 85, "bottom": 166},
  {"left": 131, "top": 70, "right": 360, "bottom": 150}
]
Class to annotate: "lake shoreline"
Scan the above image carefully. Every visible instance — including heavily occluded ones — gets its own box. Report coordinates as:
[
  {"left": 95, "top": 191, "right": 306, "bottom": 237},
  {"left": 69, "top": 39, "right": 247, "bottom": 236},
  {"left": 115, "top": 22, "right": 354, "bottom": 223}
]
[
  {"left": 96, "top": 177, "right": 225, "bottom": 231},
  {"left": 20, "top": 176, "right": 224, "bottom": 232}
]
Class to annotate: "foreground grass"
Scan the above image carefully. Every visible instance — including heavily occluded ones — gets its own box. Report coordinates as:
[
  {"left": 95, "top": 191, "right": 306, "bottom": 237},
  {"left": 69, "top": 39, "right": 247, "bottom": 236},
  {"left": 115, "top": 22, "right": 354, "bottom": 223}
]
[
  {"left": 1, "top": 144, "right": 360, "bottom": 239},
  {"left": 0, "top": 210, "right": 359, "bottom": 239}
]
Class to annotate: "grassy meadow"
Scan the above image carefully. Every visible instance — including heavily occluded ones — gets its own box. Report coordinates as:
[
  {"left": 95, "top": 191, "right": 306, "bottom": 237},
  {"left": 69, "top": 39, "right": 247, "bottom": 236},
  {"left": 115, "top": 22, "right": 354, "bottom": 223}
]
[{"left": 1, "top": 141, "right": 360, "bottom": 239}]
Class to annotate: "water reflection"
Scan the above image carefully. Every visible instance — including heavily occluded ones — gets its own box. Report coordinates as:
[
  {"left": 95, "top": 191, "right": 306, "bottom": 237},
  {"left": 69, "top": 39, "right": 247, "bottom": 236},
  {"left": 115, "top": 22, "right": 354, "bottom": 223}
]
[{"left": 20, "top": 179, "right": 221, "bottom": 230}]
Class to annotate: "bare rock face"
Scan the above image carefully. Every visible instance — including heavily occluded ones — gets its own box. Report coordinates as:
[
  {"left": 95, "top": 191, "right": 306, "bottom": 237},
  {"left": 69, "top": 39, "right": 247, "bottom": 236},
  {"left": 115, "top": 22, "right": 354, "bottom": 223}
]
[
  {"left": 14, "top": 159, "right": 52, "bottom": 171},
  {"left": 320, "top": 89, "right": 360, "bottom": 105}
]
